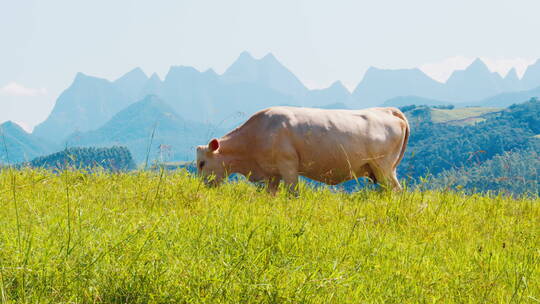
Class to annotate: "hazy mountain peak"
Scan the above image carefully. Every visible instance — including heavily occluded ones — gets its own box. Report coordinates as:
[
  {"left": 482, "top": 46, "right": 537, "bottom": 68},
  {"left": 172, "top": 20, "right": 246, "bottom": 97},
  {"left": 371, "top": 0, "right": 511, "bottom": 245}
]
[
  {"left": 226, "top": 52, "right": 256, "bottom": 71},
  {"left": 330, "top": 80, "right": 345, "bottom": 87},
  {"left": 204, "top": 68, "right": 218, "bottom": 76},
  {"left": 168, "top": 65, "right": 200, "bottom": 72},
  {"left": 353, "top": 66, "right": 443, "bottom": 107},
  {"left": 75, "top": 71, "right": 87, "bottom": 79},
  {"left": 360, "top": 66, "right": 428, "bottom": 83},
  {"left": 95, "top": 95, "right": 183, "bottom": 131},
  {"left": 114, "top": 67, "right": 147, "bottom": 83},
  {"left": 68, "top": 73, "right": 112, "bottom": 91},
  {"left": 139, "top": 73, "right": 163, "bottom": 98},
  {"left": 504, "top": 68, "right": 518, "bottom": 81},
  {"left": 165, "top": 65, "right": 202, "bottom": 80},
  {"left": 136, "top": 94, "right": 169, "bottom": 109},
  {"left": 522, "top": 59, "right": 540, "bottom": 90},
  {"left": 304, "top": 80, "right": 351, "bottom": 107},
  {"left": 33, "top": 71, "right": 129, "bottom": 142},
  {"left": 364, "top": 66, "right": 423, "bottom": 75},
  {"left": 439, "top": 57, "right": 512, "bottom": 101},
  {"left": 222, "top": 51, "right": 307, "bottom": 97},
  {"left": 112, "top": 67, "right": 149, "bottom": 103},
  {"left": 149, "top": 72, "right": 161, "bottom": 82},
  {"left": 0, "top": 120, "right": 25, "bottom": 133},
  {"left": 365, "top": 66, "right": 381, "bottom": 73},
  {"left": 227, "top": 51, "right": 257, "bottom": 69},
  {"left": 1, "top": 120, "right": 16, "bottom": 127},
  {"left": 261, "top": 53, "right": 277, "bottom": 62},
  {"left": 226, "top": 52, "right": 285, "bottom": 73},
  {"left": 466, "top": 58, "right": 490, "bottom": 73},
  {"left": 238, "top": 50, "right": 255, "bottom": 60},
  {"left": 329, "top": 80, "right": 349, "bottom": 93},
  {"left": 447, "top": 58, "right": 498, "bottom": 82},
  {"left": 74, "top": 72, "right": 99, "bottom": 82}
]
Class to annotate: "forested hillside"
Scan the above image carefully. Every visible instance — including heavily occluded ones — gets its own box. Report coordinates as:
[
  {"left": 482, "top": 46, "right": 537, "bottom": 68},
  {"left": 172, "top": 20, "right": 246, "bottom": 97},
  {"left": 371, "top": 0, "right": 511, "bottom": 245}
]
[
  {"left": 23, "top": 146, "right": 135, "bottom": 171},
  {"left": 400, "top": 98, "right": 539, "bottom": 195},
  {"left": 431, "top": 148, "right": 539, "bottom": 195}
]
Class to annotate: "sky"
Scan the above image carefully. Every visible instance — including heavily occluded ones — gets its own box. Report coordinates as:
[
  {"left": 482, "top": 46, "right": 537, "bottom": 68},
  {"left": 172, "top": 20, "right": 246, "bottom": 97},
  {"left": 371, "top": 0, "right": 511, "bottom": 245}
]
[{"left": 2, "top": 0, "right": 540, "bottom": 131}]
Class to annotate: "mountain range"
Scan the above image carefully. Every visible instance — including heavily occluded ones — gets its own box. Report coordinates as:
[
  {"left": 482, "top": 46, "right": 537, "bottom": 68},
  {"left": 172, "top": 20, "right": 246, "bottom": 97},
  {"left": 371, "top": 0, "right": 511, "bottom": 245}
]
[
  {"left": 3, "top": 52, "right": 540, "bottom": 164},
  {"left": 35, "top": 54, "right": 540, "bottom": 141},
  {"left": 65, "top": 95, "right": 223, "bottom": 163},
  {"left": 0, "top": 121, "right": 54, "bottom": 164},
  {"left": 355, "top": 58, "right": 540, "bottom": 106}
]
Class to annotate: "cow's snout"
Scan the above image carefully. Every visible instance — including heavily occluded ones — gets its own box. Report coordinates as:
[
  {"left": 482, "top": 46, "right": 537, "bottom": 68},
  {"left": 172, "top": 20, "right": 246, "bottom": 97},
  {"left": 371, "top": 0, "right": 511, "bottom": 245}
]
[
  {"left": 201, "top": 174, "right": 222, "bottom": 187},
  {"left": 203, "top": 178, "right": 218, "bottom": 187}
]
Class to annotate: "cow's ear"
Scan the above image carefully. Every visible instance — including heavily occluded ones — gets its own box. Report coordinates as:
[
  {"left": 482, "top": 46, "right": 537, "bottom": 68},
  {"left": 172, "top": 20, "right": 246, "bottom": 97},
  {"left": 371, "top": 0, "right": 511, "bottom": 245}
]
[{"left": 208, "top": 138, "right": 220, "bottom": 152}]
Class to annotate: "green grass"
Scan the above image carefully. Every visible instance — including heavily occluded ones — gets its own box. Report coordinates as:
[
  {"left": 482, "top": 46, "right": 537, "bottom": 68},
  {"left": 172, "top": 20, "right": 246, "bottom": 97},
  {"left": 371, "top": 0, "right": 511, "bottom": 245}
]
[
  {"left": 431, "top": 107, "right": 501, "bottom": 125},
  {"left": 0, "top": 169, "right": 539, "bottom": 303}
]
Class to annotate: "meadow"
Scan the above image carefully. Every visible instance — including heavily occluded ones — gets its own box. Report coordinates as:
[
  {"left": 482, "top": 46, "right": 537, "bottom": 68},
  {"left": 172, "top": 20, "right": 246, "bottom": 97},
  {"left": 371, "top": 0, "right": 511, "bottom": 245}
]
[
  {"left": 429, "top": 107, "right": 501, "bottom": 126},
  {"left": 0, "top": 169, "right": 539, "bottom": 303}
]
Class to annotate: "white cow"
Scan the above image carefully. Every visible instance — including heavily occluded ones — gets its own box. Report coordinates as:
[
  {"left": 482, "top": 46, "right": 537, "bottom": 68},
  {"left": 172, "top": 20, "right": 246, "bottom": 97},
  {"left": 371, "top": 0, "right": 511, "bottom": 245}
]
[{"left": 197, "top": 106, "right": 410, "bottom": 193}]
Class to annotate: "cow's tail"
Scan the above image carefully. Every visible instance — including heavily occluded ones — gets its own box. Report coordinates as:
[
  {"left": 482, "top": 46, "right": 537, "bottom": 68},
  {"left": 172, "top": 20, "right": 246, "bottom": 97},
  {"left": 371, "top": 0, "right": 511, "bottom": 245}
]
[{"left": 390, "top": 108, "right": 410, "bottom": 170}]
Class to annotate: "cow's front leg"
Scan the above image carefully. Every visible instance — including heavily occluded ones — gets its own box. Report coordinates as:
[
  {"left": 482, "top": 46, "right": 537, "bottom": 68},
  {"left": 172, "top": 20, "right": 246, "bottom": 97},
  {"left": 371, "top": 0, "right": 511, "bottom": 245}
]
[
  {"left": 278, "top": 162, "right": 299, "bottom": 196},
  {"left": 266, "top": 176, "right": 280, "bottom": 195}
]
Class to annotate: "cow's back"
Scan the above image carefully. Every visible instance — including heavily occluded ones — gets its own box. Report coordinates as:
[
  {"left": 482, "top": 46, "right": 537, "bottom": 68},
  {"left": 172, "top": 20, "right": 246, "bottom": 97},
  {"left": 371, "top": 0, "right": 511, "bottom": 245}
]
[{"left": 248, "top": 106, "right": 407, "bottom": 184}]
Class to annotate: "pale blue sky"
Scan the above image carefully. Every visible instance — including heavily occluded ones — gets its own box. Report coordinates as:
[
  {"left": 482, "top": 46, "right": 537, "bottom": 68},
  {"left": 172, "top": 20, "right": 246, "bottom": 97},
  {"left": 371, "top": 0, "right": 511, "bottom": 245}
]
[{"left": 2, "top": 0, "right": 540, "bottom": 130}]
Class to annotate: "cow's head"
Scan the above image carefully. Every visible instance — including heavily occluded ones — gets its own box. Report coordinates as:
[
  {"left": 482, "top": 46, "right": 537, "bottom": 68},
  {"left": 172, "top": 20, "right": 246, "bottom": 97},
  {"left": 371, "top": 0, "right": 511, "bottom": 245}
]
[{"left": 196, "top": 138, "right": 226, "bottom": 186}]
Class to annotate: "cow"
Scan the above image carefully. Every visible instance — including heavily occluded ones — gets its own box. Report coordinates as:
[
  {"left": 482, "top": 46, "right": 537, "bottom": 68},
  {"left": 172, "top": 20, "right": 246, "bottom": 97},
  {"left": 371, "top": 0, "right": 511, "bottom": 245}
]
[{"left": 196, "top": 106, "right": 409, "bottom": 194}]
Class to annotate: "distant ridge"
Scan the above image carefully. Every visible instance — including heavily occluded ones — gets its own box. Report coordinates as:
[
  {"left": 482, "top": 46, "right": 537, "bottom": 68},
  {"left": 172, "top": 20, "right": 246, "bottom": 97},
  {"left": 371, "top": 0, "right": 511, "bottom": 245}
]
[
  {"left": 522, "top": 59, "right": 540, "bottom": 90},
  {"left": 384, "top": 85, "right": 540, "bottom": 108},
  {"left": 32, "top": 52, "right": 540, "bottom": 153},
  {"left": 65, "top": 95, "right": 224, "bottom": 162},
  {"left": 352, "top": 58, "right": 540, "bottom": 107},
  {"left": 1, "top": 121, "right": 54, "bottom": 164},
  {"left": 33, "top": 73, "right": 131, "bottom": 142},
  {"left": 473, "top": 86, "right": 540, "bottom": 107},
  {"left": 305, "top": 81, "right": 351, "bottom": 107},
  {"left": 382, "top": 96, "right": 454, "bottom": 108},
  {"left": 352, "top": 67, "right": 443, "bottom": 107}
]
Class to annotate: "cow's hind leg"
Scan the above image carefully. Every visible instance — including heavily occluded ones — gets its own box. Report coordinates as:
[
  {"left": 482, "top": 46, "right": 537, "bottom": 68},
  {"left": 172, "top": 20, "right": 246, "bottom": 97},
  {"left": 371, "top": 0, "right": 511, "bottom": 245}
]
[
  {"left": 369, "top": 162, "right": 401, "bottom": 191},
  {"left": 387, "top": 169, "right": 401, "bottom": 191},
  {"left": 364, "top": 165, "right": 377, "bottom": 184}
]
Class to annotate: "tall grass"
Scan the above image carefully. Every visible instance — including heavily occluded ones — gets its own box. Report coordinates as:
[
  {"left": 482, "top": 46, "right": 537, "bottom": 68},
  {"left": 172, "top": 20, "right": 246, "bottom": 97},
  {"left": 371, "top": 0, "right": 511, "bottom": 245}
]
[{"left": 0, "top": 168, "right": 539, "bottom": 303}]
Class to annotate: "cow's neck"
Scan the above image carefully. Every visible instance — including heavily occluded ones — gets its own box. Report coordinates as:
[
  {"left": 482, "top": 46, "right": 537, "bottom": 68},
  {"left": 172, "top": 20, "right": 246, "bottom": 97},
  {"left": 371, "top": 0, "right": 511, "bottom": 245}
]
[
  {"left": 217, "top": 152, "right": 255, "bottom": 177},
  {"left": 218, "top": 125, "right": 251, "bottom": 154},
  {"left": 215, "top": 125, "right": 256, "bottom": 176}
]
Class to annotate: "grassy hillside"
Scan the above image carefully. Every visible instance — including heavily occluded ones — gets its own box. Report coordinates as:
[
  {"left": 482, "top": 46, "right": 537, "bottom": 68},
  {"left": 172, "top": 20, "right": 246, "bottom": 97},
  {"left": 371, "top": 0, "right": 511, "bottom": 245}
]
[
  {"left": 0, "top": 169, "right": 538, "bottom": 303},
  {"left": 430, "top": 107, "right": 501, "bottom": 125}
]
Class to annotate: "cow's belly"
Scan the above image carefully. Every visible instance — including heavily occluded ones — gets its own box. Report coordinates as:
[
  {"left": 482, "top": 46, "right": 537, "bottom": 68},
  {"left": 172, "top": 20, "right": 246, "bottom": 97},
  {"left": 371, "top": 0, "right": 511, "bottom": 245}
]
[
  {"left": 300, "top": 163, "right": 372, "bottom": 185},
  {"left": 297, "top": 149, "right": 371, "bottom": 185}
]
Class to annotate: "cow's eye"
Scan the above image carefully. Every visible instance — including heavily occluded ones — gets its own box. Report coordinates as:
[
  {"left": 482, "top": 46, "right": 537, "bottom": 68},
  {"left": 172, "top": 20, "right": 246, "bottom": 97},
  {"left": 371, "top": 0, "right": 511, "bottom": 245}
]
[{"left": 199, "top": 161, "right": 205, "bottom": 169}]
